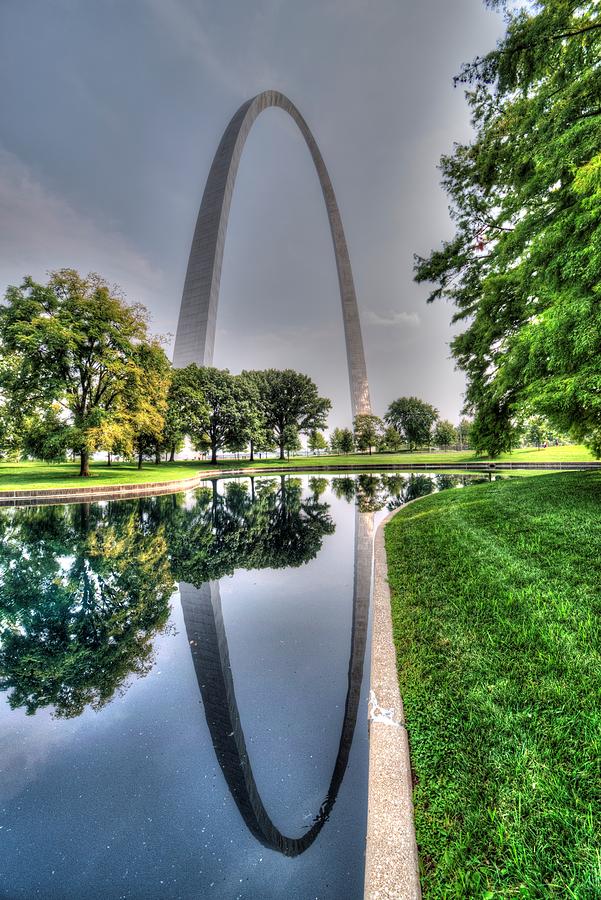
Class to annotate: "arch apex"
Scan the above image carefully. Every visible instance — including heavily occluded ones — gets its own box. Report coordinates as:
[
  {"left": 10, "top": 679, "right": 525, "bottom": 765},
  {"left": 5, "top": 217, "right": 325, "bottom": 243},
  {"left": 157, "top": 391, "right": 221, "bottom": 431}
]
[{"left": 173, "top": 91, "right": 372, "bottom": 418}]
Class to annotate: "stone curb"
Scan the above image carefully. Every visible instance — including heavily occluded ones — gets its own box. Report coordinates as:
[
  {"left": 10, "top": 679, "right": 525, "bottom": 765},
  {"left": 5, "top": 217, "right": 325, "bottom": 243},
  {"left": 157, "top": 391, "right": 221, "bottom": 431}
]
[{"left": 365, "top": 506, "right": 421, "bottom": 900}]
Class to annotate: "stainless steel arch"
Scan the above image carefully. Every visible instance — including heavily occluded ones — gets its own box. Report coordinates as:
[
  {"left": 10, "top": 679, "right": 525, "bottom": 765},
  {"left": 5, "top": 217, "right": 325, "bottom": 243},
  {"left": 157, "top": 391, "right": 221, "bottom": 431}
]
[{"left": 173, "top": 90, "right": 372, "bottom": 417}]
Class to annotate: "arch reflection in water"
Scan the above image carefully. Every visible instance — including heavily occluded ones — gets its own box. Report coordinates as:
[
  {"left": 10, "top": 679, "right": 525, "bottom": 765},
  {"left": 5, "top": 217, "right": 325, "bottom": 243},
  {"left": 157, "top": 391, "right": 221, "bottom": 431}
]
[{"left": 179, "top": 486, "right": 373, "bottom": 856}]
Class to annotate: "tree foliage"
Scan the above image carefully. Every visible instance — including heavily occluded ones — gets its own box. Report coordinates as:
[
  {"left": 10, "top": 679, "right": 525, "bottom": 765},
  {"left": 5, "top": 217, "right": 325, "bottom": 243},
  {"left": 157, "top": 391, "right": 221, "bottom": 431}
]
[
  {"left": 385, "top": 396, "right": 438, "bottom": 449},
  {"left": 433, "top": 419, "right": 457, "bottom": 450},
  {"left": 308, "top": 430, "right": 328, "bottom": 453},
  {"left": 330, "top": 426, "right": 354, "bottom": 454},
  {"left": 415, "top": 1, "right": 601, "bottom": 456},
  {"left": 259, "top": 369, "right": 331, "bottom": 460},
  {"left": 353, "top": 414, "right": 383, "bottom": 455},
  {"left": 0, "top": 270, "right": 168, "bottom": 474}
]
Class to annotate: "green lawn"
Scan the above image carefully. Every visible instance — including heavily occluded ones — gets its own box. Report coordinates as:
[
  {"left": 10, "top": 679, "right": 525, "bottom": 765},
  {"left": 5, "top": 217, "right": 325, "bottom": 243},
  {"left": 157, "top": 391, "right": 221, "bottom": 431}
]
[
  {"left": 0, "top": 460, "right": 219, "bottom": 491},
  {"left": 0, "top": 444, "right": 595, "bottom": 492},
  {"left": 385, "top": 472, "right": 601, "bottom": 897},
  {"left": 248, "top": 444, "right": 596, "bottom": 468}
]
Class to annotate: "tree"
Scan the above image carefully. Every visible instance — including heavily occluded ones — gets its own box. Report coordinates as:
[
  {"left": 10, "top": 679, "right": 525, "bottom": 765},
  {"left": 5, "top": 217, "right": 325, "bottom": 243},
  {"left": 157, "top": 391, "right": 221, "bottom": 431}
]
[
  {"left": 176, "top": 366, "right": 254, "bottom": 464},
  {"left": 283, "top": 425, "right": 302, "bottom": 459},
  {"left": 125, "top": 340, "right": 171, "bottom": 469},
  {"left": 330, "top": 427, "right": 354, "bottom": 454},
  {"left": 22, "top": 405, "right": 71, "bottom": 462},
  {"left": 433, "top": 419, "right": 457, "bottom": 450},
  {"left": 414, "top": 1, "right": 601, "bottom": 456},
  {"left": 377, "top": 425, "right": 405, "bottom": 453},
  {"left": 385, "top": 397, "right": 438, "bottom": 450},
  {"left": 0, "top": 270, "right": 164, "bottom": 475},
  {"left": 457, "top": 418, "right": 473, "bottom": 448},
  {"left": 308, "top": 430, "right": 328, "bottom": 453},
  {"left": 239, "top": 370, "right": 271, "bottom": 462},
  {"left": 164, "top": 367, "right": 209, "bottom": 462},
  {"left": 353, "top": 414, "right": 383, "bottom": 455},
  {"left": 260, "top": 369, "right": 331, "bottom": 460}
]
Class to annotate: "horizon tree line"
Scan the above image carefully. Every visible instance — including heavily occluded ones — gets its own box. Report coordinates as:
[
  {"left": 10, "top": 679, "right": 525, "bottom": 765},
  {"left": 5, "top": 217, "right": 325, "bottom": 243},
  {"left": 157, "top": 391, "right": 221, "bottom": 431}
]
[{"left": 0, "top": 270, "right": 570, "bottom": 473}]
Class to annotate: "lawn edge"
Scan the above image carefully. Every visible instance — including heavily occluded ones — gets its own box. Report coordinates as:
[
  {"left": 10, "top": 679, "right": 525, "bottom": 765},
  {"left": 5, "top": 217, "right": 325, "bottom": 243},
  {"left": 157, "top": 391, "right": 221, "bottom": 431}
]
[
  {"left": 365, "top": 505, "right": 421, "bottom": 900},
  {"left": 0, "top": 473, "right": 206, "bottom": 506}
]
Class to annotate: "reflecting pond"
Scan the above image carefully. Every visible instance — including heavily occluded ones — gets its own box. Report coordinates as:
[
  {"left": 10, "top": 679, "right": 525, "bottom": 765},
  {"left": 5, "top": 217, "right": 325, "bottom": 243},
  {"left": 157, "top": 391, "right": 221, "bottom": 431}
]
[{"left": 0, "top": 472, "right": 498, "bottom": 899}]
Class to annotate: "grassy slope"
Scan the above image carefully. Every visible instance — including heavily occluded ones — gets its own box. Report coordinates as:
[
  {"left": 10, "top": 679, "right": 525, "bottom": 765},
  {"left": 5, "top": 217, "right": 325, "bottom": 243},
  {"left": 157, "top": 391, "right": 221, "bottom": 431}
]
[
  {"left": 0, "top": 445, "right": 594, "bottom": 492},
  {"left": 385, "top": 472, "right": 600, "bottom": 897}
]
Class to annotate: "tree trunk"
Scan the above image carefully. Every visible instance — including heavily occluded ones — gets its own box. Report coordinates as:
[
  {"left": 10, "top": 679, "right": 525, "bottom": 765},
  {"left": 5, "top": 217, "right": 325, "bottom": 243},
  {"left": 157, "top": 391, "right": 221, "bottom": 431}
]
[
  {"left": 155, "top": 450, "right": 161, "bottom": 465},
  {"left": 79, "top": 450, "right": 90, "bottom": 477},
  {"left": 279, "top": 442, "right": 285, "bottom": 460},
  {"left": 211, "top": 444, "right": 217, "bottom": 464},
  {"left": 138, "top": 451, "right": 143, "bottom": 470},
  {"left": 169, "top": 445, "right": 175, "bottom": 462},
  {"left": 249, "top": 439, "right": 254, "bottom": 462},
  {"left": 107, "top": 451, "right": 112, "bottom": 466},
  {"left": 369, "top": 445, "right": 372, "bottom": 455}
]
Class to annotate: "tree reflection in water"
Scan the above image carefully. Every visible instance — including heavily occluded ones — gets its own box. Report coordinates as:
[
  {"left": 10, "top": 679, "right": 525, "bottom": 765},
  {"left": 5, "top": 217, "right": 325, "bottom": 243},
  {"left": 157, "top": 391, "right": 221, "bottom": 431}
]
[
  {"left": 0, "top": 477, "right": 335, "bottom": 718},
  {"left": 0, "top": 472, "right": 492, "bottom": 721},
  {"left": 166, "top": 476, "right": 335, "bottom": 585},
  {"left": 0, "top": 499, "right": 175, "bottom": 718}
]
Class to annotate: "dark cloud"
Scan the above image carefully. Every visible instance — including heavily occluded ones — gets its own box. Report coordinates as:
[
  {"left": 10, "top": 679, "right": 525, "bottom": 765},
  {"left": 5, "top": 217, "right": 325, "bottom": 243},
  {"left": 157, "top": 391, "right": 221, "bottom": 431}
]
[{"left": 0, "top": 0, "right": 503, "bottom": 425}]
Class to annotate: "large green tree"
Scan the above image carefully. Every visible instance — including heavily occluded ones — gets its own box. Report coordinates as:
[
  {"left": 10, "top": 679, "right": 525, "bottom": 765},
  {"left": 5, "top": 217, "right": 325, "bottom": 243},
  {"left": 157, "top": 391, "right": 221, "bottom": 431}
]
[
  {"left": 330, "top": 426, "right": 354, "bottom": 454},
  {"left": 260, "top": 369, "right": 331, "bottom": 460},
  {"left": 415, "top": 1, "right": 601, "bottom": 456},
  {"left": 0, "top": 270, "right": 168, "bottom": 475},
  {"left": 433, "top": 419, "right": 457, "bottom": 450},
  {"left": 176, "top": 366, "right": 255, "bottom": 464},
  {"left": 353, "top": 414, "right": 383, "bottom": 455},
  {"left": 385, "top": 396, "right": 438, "bottom": 450},
  {"left": 163, "top": 367, "right": 205, "bottom": 462}
]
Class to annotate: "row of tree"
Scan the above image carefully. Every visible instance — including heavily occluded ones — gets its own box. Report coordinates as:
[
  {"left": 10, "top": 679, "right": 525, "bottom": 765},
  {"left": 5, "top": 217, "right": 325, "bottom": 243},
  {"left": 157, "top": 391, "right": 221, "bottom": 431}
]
[
  {"left": 326, "top": 401, "right": 473, "bottom": 455},
  {"left": 0, "top": 270, "right": 477, "bottom": 472},
  {"left": 0, "top": 270, "right": 331, "bottom": 473}
]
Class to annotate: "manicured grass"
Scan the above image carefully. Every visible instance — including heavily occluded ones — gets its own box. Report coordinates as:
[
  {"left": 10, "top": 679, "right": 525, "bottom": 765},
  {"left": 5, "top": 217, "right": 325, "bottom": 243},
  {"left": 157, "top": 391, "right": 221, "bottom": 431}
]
[
  {"left": 246, "top": 444, "right": 596, "bottom": 468},
  {"left": 0, "top": 444, "right": 595, "bottom": 492},
  {"left": 0, "top": 460, "right": 218, "bottom": 491},
  {"left": 385, "top": 472, "right": 601, "bottom": 897}
]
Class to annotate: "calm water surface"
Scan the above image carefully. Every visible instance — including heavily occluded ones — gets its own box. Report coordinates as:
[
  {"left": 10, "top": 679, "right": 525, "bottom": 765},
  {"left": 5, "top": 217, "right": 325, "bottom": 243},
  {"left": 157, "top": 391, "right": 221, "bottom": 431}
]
[{"left": 0, "top": 472, "right": 495, "bottom": 899}]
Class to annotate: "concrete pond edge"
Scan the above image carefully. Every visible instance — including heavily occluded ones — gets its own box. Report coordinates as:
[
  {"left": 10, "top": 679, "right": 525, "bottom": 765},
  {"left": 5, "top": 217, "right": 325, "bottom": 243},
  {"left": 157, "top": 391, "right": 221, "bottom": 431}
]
[{"left": 365, "top": 505, "right": 421, "bottom": 900}]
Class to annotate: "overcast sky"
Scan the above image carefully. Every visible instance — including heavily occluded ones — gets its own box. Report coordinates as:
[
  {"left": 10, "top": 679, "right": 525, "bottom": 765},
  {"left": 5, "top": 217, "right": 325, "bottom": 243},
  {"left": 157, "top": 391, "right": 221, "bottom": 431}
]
[{"left": 0, "top": 0, "right": 504, "bottom": 427}]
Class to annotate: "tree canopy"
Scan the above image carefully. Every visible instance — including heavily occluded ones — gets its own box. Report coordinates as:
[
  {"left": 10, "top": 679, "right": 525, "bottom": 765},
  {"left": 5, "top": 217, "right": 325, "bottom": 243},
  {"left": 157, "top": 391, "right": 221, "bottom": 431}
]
[
  {"left": 353, "top": 414, "right": 383, "bottom": 455},
  {"left": 385, "top": 396, "right": 438, "bottom": 449},
  {"left": 259, "top": 369, "right": 331, "bottom": 460},
  {"left": 330, "top": 426, "right": 355, "bottom": 454},
  {"left": 0, "top": 270, "right": 169, "bottom": 474},
  {"left": 415, "top": 0, "right": 601, "bottom": 456}
]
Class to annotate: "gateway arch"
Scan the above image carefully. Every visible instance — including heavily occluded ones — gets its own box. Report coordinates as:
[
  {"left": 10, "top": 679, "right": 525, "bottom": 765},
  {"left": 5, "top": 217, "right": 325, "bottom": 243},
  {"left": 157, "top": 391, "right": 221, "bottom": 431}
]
[{"left": 173, "top": 90, "right": 372, "bottom": 418}]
